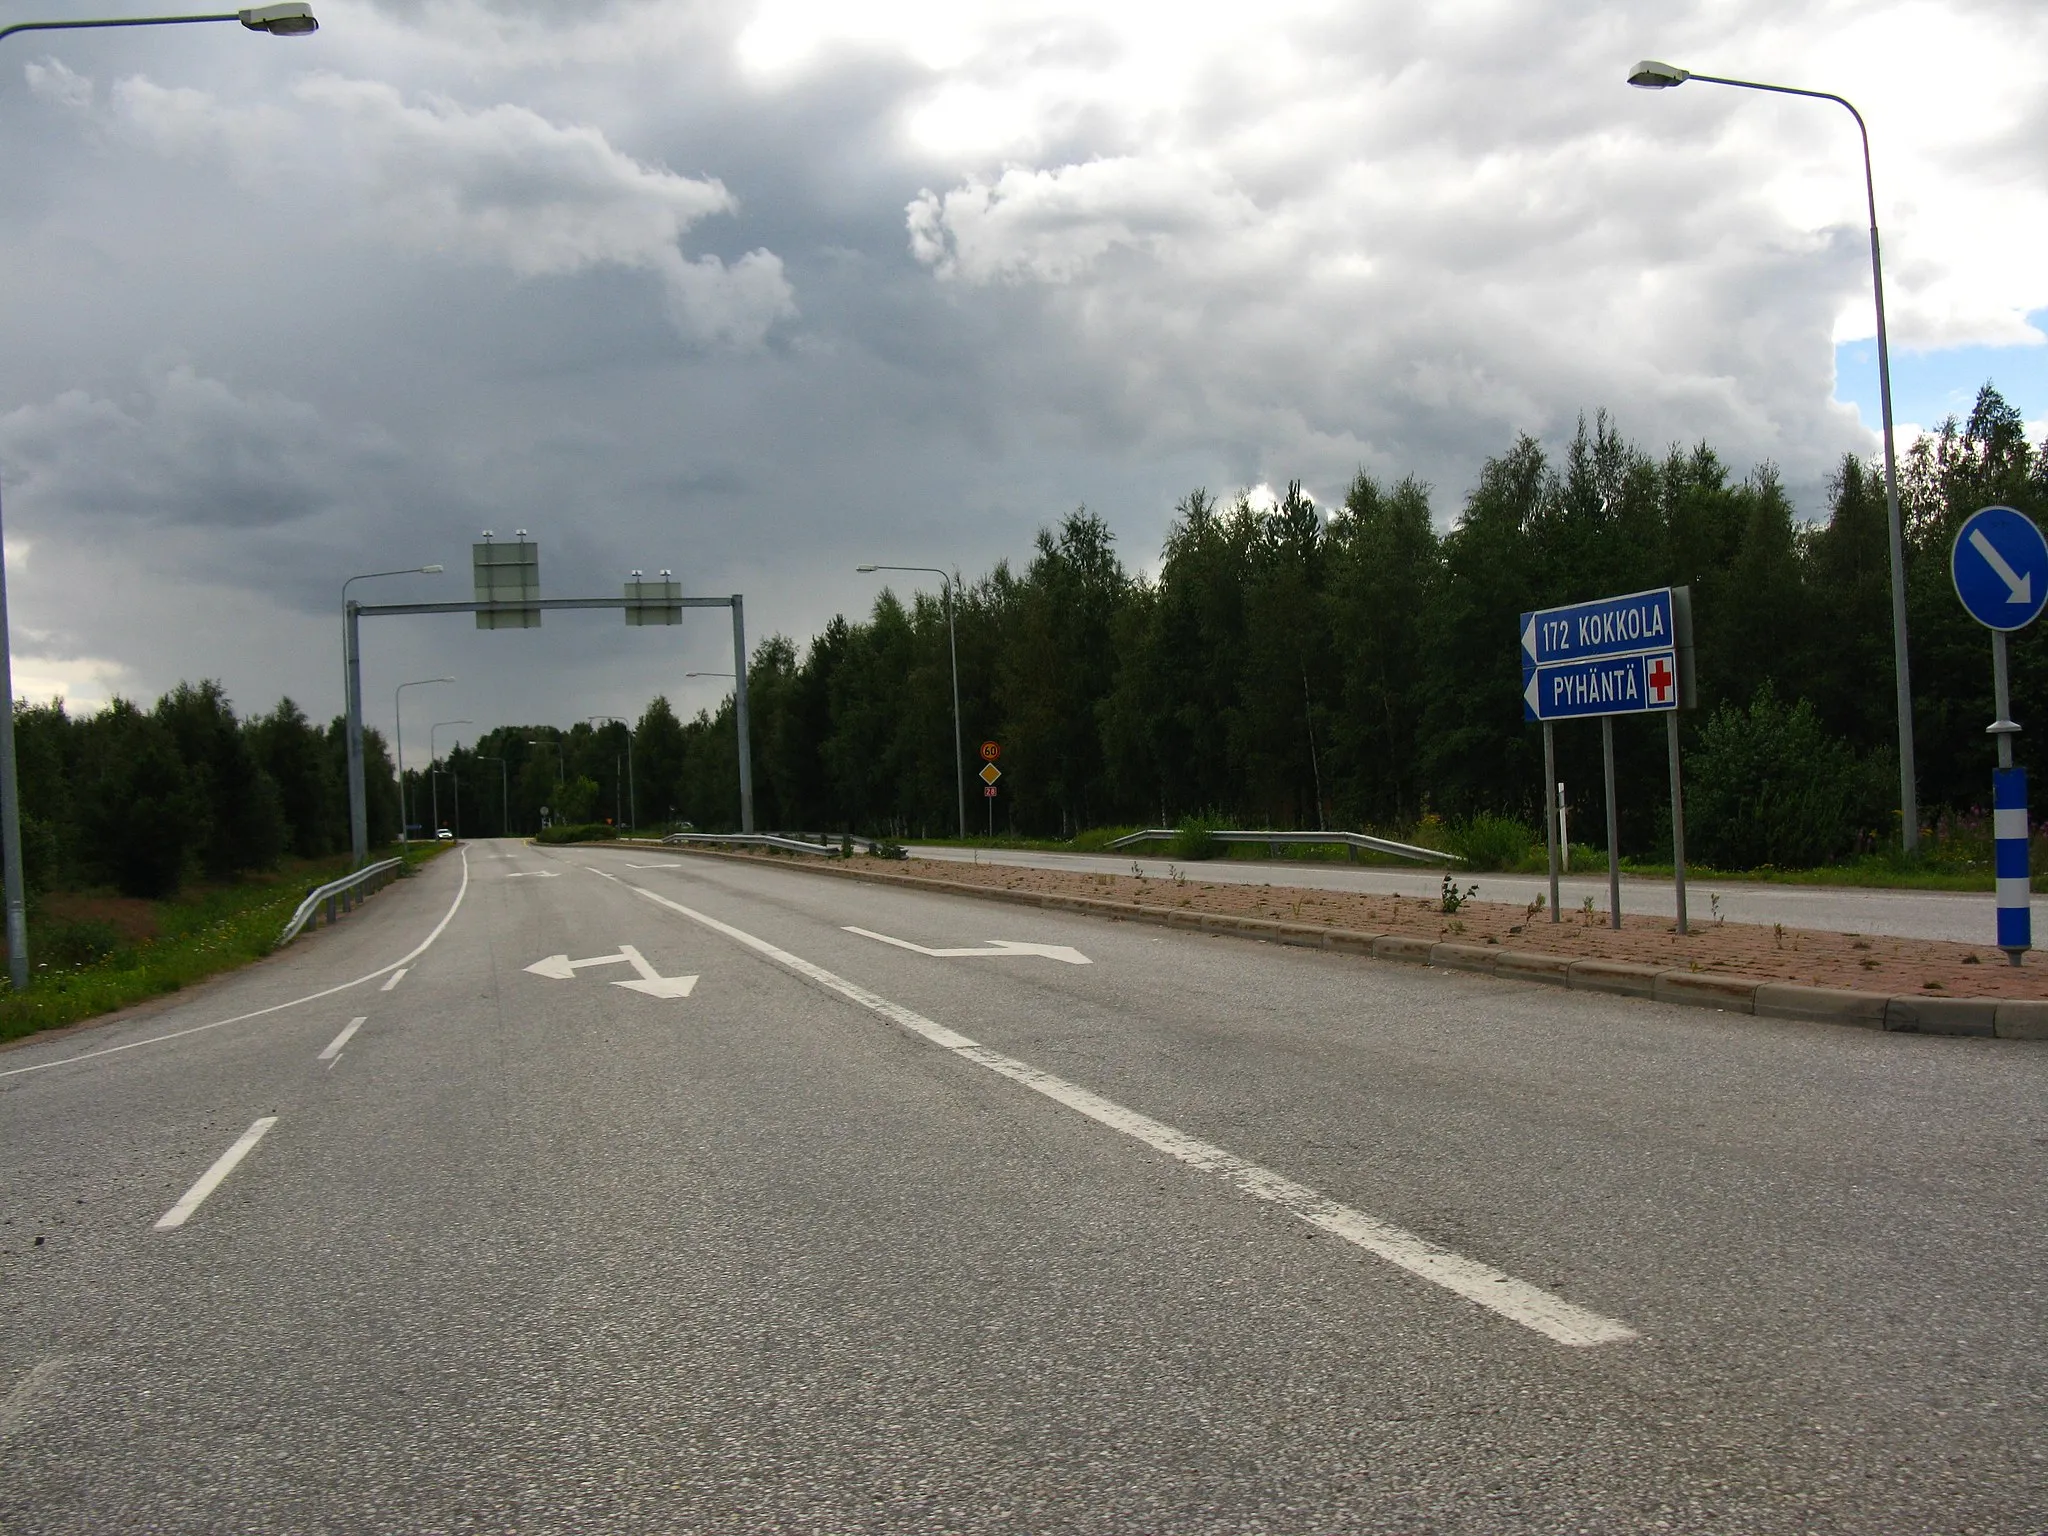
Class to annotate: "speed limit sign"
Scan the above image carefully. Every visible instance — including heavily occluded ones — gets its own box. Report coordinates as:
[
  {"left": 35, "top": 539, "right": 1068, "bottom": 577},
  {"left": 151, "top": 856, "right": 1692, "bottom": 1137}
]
[{"left": 979, "top": 741, "right": 1000, "bottom": 762}]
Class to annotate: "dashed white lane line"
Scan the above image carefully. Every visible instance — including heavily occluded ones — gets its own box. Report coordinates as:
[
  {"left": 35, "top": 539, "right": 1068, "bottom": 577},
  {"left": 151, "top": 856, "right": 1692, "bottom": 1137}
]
[
  {"left": 380, "top": 969, "right": 408, "bottom": 992},
  {"left": 319, "top": 1017, "right": 366, "bottom": 1063},
  {"left": 154, "top": 1118, "right": 278, "bottom": 1231},
  {"left": 627, "top": 883, "right": 1637, "bottom": 1349},
  {"left": 0, "top": 1359, "right": 68, "bottom": 1441},
  {"left": 1, "top": 850, "right": 470, "bottom": 1081}
]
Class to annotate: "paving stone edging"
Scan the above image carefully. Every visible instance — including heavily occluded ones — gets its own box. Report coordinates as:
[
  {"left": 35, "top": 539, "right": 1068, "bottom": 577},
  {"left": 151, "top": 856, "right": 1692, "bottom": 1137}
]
[{"left": 593, "top": 843, "right": 2048, "bottom": 1043}]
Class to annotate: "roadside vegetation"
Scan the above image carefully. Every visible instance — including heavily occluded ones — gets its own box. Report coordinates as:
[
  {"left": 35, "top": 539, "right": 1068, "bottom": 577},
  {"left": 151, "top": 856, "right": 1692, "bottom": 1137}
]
[
  {"left": 0, "top": 843, "right": 446, "bottom": 1047},
  {"left": 0, "top": 681, "right": 426, "bottom": 1046}
]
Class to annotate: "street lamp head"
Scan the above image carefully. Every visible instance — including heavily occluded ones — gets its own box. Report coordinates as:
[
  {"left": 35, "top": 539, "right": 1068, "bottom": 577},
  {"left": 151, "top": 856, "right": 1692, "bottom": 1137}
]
[
  {"left": 1627, "top": 59, "right": 1689, "bottom": 89},
  {"left": 419, "top": 564, "right": 444, "bottom": 574},
  {"left": 240, "top": 3, "right": 319, "bottom": 34},
  {"left": 855, "top": 564, "right": 877, "bottom": 573}
]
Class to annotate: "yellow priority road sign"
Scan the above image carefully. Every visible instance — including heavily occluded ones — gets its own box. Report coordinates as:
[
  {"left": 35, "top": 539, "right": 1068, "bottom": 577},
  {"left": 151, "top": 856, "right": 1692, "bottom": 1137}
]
[{"left": 979, "top": 763, "right": 1001, "bottom": 785}]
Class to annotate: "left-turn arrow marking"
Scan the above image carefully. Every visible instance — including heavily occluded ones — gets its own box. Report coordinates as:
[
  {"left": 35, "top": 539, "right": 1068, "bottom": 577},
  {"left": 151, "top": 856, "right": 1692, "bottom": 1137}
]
[{"left": 524, "top": 945, "right": 698, "bottom": 997}]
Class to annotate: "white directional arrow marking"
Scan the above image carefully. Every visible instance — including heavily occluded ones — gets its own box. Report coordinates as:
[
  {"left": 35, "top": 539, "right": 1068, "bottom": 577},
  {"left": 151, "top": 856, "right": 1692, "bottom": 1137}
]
[
  {"left": 505, "top": 871, "right": 560, "bottom": 879},
  {"left": 523, "top": 944, "right": 698, "bottom": 998},
  {"left": 1524, "top": 671, "right": 1541, "bottom": 716},
  {"left": 843, "top": 926, "right": 1091, "bottom": 964},
  {"left": 1521, "top": 612, "right": 1538, "bottom": 662},
  {"left": 1970, "top": 527, "right": 2034, "bottom": 604}
]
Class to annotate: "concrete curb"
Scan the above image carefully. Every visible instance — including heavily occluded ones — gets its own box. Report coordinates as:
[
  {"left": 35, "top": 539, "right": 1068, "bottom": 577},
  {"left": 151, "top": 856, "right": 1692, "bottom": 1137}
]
[{"left": 594, "top": 842, "right": 2044, "bottom": 1042}]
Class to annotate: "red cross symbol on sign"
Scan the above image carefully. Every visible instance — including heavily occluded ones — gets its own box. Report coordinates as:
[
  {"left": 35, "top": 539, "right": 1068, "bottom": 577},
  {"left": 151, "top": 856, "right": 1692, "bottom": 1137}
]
[{"left": 1648, "top": 655, "right": 1674, "bottom": 704}]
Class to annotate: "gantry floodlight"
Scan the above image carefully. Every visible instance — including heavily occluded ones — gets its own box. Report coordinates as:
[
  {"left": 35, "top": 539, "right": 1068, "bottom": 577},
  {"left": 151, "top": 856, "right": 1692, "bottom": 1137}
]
[
  {"left": 241, "top": 4, "right": 318, "bottom": 33},
  {"left": 1626, "top": 60, "right": 1689, "bottom": 88}
]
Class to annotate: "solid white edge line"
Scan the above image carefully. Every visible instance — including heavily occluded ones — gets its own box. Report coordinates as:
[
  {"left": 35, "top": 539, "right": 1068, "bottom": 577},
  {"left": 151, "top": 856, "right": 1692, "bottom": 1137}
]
[
  {"left": 626, "top": 882, "right": 1637, "bottom": 1348},
  {"left": 153, "top": 1117, "right": 278, "bottom": 1230},
  {"left": 1, "top": 850, "right": 471, "bottom": 1081},
  {"left": 318, "top": 1016, "right": 366, "bottom": 1062},
  {"left": 380, "top": 968, "right": 408, "bottom": 992}
]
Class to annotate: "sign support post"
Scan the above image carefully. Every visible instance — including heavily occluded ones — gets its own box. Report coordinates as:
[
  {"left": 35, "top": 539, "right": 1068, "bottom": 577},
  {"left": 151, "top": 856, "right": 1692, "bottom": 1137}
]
[
  {"left": 1601, "top": 716, "right": 1621, "bottom": 929},
  {"left": 1990, "top": 630, "right": 2027, "bottom": 965},
  {"left": 1542, "top": 721, "right": 1560, "bottom": 922},
  {"left": 1521, "top": 584, "right": 1695, "bottom": 934},
  {"left": 1666, "top": 712, "right": 1688, "bottom": 935}
]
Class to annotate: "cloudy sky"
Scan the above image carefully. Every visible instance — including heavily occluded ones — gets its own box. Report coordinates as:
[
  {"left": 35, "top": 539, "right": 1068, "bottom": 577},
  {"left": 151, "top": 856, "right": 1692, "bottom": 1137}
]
[{"left": 0, "top": 0, "right": 2043, "bottom": 745}]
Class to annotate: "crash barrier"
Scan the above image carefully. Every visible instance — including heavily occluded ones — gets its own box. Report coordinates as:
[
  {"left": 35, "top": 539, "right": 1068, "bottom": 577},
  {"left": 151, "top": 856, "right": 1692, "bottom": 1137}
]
[
  {"left": 660, "top": 831, "right": 890, "bottom": 858},
  {"left": 1105, "top": 828, "right": 1460, "bottom": 864},
  {"left": 279, "top": 857, "right": 406, "bottom": 946}
]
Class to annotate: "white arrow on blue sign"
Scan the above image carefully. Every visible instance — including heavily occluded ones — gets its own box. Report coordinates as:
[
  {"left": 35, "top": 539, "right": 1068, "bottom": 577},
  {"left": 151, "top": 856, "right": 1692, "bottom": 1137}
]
[{"left": 1951, "top": 505, "right": 2048, "bottom": 632}]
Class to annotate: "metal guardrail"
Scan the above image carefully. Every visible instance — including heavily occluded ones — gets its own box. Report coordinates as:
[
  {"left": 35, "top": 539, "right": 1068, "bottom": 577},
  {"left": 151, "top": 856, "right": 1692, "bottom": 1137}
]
[
  {"left": 279, "top": 857, "right": 405, "bottom": 945},
  {"left": 660, "top": 831, "right": 890, "bottom": 858},
  {"left": 1104, "top": 828, "right": 1461, "bottom": 864}
]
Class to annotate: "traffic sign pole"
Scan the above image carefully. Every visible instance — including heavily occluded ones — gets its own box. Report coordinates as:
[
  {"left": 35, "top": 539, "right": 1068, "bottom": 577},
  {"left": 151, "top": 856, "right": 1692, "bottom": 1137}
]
[
  {"left": 1991, "top": 630, "right": 2028, "bottom": 965},
  {"left": 1666, "top": 711, "right": 1688, "bottom": 936},
  {"left": 1542, "top": 721, "right": 1560, "bottom": 923},
  {"left": 1601, "top": 716, "right": 1621, "bottom": 930},
  {"left": 1951, "top": 505, "right": 2045, "bottom": 963}
]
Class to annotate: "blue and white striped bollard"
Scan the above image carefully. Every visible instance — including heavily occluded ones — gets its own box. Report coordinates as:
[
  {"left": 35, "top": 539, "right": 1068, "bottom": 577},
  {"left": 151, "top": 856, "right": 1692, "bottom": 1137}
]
[{"left": 1994, "top": 766, "right": 2030, "bottom": 959}]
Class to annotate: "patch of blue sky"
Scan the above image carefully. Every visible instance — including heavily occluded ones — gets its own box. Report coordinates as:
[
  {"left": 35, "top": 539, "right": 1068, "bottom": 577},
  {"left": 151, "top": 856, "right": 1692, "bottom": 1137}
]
[{"left": 1834, "top": 309, "right": 2048, "bottom": 437}]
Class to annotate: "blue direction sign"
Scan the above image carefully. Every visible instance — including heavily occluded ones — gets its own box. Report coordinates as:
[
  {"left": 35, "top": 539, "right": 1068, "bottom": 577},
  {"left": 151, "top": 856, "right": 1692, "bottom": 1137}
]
[
  {"left": 1952, "top": 505, "right": 2048, "bottom": 631},
  {"left": 1520, "top": 588, "right": 1682, "bottom": 722},
  {"left": 1520, "top": 587, "right": 1675, "bottom": 668}
]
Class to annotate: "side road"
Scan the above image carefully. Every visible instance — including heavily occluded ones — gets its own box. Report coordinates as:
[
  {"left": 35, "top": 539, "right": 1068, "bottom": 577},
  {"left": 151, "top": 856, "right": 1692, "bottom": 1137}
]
[
  {"left": 605, "top": 845, "right": 2048, "bottom": 1042},
  {"left": 906, "top": 842, "right": 2037, "bottom": 945}
]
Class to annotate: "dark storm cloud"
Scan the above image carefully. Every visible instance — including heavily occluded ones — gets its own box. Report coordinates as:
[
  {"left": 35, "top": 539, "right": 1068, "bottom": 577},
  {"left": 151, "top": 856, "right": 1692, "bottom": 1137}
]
[{"left": 0, "top": 0, "right": 2039, "bottom": 722}]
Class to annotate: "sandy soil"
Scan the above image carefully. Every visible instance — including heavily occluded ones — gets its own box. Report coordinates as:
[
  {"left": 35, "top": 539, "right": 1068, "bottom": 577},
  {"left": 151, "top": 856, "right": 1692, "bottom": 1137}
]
[{"left": 826, "top": 854, "right": 2048, "bottom": 999}]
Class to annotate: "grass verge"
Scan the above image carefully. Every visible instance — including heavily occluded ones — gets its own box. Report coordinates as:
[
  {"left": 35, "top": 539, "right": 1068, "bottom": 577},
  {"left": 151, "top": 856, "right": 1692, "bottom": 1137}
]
[{"left": 0, "top": 843, "right": 447, "bottom": 1049}]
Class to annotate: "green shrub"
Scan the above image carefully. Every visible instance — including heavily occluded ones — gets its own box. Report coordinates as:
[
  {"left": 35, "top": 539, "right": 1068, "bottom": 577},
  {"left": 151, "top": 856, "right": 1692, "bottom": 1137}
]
[
  {"left": 1171, "top": 814, "right": 1224, "bottom": 860},
  {"left": 1684, "top": 682, "right": 1890, "bottom": 870},
  {"left": 1444, "top": 812, "right": 1535, "bottom": 871},
  {"left": 534, "top": 823, "right": 616, "bottom": 845},
  {"left": 41, "top": 917, "right": 124, "bottom": 970}
]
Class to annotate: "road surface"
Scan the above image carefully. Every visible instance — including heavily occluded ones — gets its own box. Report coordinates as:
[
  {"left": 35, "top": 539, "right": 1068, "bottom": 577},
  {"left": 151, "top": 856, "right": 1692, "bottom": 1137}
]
[
  {"left": 0, "top": 839, "right": 2041, "bottom": 1532},
  {"left": 909, "top": 843, "right": 2038, "bottom": 945}
]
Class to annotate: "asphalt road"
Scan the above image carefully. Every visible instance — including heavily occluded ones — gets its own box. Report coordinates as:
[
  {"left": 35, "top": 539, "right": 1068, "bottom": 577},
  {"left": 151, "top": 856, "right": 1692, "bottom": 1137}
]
[
  {"left": 0, "top": 839, "right": 2042, "bottom": 1533},
  {"left": 908, "top": 843, "right": 2040, "bottom": 945}
]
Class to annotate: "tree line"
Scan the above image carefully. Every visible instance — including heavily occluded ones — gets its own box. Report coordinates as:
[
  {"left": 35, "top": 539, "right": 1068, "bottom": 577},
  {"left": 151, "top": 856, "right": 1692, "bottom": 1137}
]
[
  {"left": 548, "top": 382, "right": 2040, "bottom": 865},
  {"left": 24, "top": 383, "right": 2046, "bottom": 887},
  {"left": 15, "top": 684, "right": 399, "bottom": 898}
]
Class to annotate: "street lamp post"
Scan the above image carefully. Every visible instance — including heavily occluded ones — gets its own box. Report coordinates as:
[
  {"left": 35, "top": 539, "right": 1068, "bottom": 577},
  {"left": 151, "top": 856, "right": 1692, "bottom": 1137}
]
[
  {"left": 858, "top": 564, "right": 966, "bottom": 840},
  {"left": 527, "top": 737, "right": 564, "bottom": 826},
  {"left": 394, "top": 678, "right": 452, "bottom": 846},
  {"left": 476, "top": 756, "right": 509, "bottom": 836},
  {"left": 430, "top": 720, "right": 470, "bottom": 835},
  {"left": 586, "top": 716, "right": 636, "bottom": 828},
  {"left": 0, "top": 2, "right": 320, "bottom": 992},
  {"left": 342, "top": 564, "right": 443, "bottom": 866},
  {"left": 1629, "top": 59, "right": 1920, "bottom": 852}
]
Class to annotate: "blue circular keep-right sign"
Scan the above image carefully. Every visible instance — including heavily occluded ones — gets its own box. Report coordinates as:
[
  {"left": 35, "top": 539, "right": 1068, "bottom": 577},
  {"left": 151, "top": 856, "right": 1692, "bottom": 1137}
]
[{"left": 1952, "top": 504, "right": 2048, "bottom": 632}]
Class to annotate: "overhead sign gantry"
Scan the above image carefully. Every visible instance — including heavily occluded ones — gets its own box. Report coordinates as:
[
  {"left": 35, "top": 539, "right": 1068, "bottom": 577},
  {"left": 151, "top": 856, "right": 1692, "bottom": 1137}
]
[{"left": 341, "top": 532, "right": 754, "bottom": 862}]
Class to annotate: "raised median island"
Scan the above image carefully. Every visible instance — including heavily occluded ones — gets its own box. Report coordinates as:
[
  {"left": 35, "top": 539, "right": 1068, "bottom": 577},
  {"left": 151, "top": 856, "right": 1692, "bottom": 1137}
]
[{"left": 618, "top": 843, "right": 2048, "bottom": 1040}]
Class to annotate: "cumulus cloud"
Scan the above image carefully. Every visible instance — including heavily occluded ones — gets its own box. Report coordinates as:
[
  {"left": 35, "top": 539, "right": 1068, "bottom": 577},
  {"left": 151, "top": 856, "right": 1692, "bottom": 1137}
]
[
  {"left": 23, "top": 58, "right": 92, "bottom": 110},
  {"left": 908, "top": 157, "right": 1258, "bottom": 283},
  {"left": 95, "top": 71, "right": 794, "bottom": 348},
  {"left": 3, "top": 0, "right": 2046, "bottom": 728},
  {"left": 0, "top": 366, "right": 365, "bottom": 529}
]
